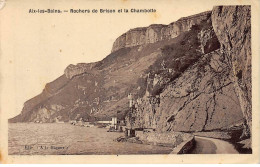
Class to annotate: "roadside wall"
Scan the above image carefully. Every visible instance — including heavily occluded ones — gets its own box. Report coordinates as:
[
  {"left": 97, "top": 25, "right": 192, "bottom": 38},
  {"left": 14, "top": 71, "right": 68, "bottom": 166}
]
[{"left": 135, "top": 131, "right": 194, "bottom": 153}]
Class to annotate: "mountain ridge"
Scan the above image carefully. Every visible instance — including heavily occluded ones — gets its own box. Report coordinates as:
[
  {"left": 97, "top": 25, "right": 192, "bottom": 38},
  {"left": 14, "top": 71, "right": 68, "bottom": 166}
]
[
  {"left": 9, "top": 6, "right": 252, "bottom": 145},
  {"left": 111, "top": 11, "right": 211, "bottom": 52}
]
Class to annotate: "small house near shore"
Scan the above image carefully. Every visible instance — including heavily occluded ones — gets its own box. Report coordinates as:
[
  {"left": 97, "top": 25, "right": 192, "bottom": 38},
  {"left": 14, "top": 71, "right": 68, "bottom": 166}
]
[{"left": 69, "top": 116, "right": 126, "bottom": 131}]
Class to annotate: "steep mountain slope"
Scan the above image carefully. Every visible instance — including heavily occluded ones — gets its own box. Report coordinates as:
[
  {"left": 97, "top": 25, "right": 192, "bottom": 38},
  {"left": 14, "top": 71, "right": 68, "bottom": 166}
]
[
  {"left": 9, "top": 6, "right": 251, "bottom": 143},
  {"left": 127, "top": 49, "right": 243, "bottom": 132},
  {"left": 125, "top": 6, "right": 251, "bottom": 144},
  {"left": 211, "top": 6, "right": 252, "bottom": 137},
  {"left": 111, "top": 11, "right": 211, "bottom": 52},
  {"left": 10, "top": 10, "right": 213, "bottom": 123}
]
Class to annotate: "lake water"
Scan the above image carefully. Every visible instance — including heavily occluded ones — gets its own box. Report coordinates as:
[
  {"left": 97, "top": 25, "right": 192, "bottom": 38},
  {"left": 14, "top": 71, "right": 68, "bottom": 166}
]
[{"left": 8, "top": 123, "right": 173, "bottom": 155}]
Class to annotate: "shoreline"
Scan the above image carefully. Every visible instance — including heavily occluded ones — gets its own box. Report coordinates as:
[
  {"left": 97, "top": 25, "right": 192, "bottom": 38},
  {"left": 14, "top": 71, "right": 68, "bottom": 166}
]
[{"left": 8, "top": 123, "right": 173, "bottom": 155}]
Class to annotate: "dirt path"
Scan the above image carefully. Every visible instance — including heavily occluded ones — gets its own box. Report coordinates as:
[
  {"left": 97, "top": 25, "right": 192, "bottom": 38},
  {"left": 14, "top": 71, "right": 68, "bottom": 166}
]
[{"left": 190, "top": 136, "right": 239, "bottom": 154}]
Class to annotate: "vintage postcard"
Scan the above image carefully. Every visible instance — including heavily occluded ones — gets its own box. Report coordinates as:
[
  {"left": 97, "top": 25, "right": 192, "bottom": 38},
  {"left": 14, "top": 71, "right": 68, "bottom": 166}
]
[{"left": 0, "top": 0, "right": 259, "bottom": 164}]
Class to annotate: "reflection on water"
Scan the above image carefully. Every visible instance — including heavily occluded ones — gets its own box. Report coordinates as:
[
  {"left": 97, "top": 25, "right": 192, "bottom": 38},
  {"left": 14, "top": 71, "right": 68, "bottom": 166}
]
[{"left": 8, "top": 123, "right": 173, "bottom": 155}]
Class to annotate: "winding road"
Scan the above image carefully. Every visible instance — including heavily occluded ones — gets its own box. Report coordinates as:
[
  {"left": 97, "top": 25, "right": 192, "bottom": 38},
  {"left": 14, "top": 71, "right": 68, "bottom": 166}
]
[{"left": 190, "top": 136, "right": 238, "bottom": 154}]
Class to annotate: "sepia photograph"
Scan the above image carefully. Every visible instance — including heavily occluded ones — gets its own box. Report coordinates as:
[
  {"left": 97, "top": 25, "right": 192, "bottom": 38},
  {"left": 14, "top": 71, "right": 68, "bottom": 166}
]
[{"left": 0, "top": 0, "right": 259, "bottom": 164}]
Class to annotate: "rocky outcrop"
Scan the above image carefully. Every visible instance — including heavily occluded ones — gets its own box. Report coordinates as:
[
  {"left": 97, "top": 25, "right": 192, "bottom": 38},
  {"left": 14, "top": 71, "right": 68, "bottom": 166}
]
[
  {"left": 123, "top": 6, "right": 251, "bottom": 144},
  {"left": 9, "top": 6, "right": 251, "bottom": 144},
  {"left": 211, "top": 6, "right": 252, "bottom": 136},
  {"left": 127, "top": 50, "right": 244, "bottom": 132},
  {"left": 198, "top": 28, "right": 220, "bottom": 54},
  {"left": 64, "top": 63, "right": 96, "bottom": 79},
  {"left": 111, "top": 11, "right": 211, "bottom": 52},
  {"left": 9, "top": 37, "right": 168, "bottom": 123}
]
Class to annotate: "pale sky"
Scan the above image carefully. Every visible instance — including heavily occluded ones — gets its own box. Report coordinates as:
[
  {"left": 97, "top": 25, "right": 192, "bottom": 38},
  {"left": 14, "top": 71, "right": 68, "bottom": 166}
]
[{"left": 1, "top": 0, "right": 249, "bottom": 118}]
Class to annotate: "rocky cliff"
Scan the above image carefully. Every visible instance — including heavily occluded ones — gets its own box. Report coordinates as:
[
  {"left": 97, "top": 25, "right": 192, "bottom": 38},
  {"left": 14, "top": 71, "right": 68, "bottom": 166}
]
[
  {"left": 127, "top": 49, "right": 244, "bottom": 132},
  {"left": 111, "top": 11, "right": 211, "bottom": 53},
  {"left": 124, "top": 6, "right": 251, "bottom": 147},
  {"left": 9, "top": 6, "right": 251, "bottom": 144},
  {"left": 211, "top": 6, "right": 252, "bottom": 137}
]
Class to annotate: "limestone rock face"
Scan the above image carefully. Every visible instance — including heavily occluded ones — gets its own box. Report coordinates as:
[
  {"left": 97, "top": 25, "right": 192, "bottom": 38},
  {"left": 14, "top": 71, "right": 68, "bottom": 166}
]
[
  {"left": 198, "top": 28, "right": 220, "bottom": 54},
  {"left": 211, "top": 6, "right": 252, "bottom": 135},
  {"left": 111, "top": 11, "right": 211, "bottom": 52},
  {"left": 64, "top": 63, "right": 96, "bottom": 79},
  {"left": 9, "top": 6, "right": 251, "bottom": 141},
  {"left": 125, "top": 6, "right": 251, "bottom": 138},
  {"left": 128, "top": 50, "right": 244, "bottom": 132}
]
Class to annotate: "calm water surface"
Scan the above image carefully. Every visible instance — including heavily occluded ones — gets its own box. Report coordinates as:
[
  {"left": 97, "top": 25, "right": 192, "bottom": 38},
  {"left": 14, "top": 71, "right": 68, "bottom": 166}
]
[{"left": 8, "top": 123, "right": 173, "bottom": 155}]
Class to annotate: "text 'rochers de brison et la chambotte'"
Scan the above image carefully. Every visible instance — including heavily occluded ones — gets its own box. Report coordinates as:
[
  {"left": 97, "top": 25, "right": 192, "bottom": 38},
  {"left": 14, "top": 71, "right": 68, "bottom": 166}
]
[{"left": 28, "top": 8, "right": 156, "bottom": 14}]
